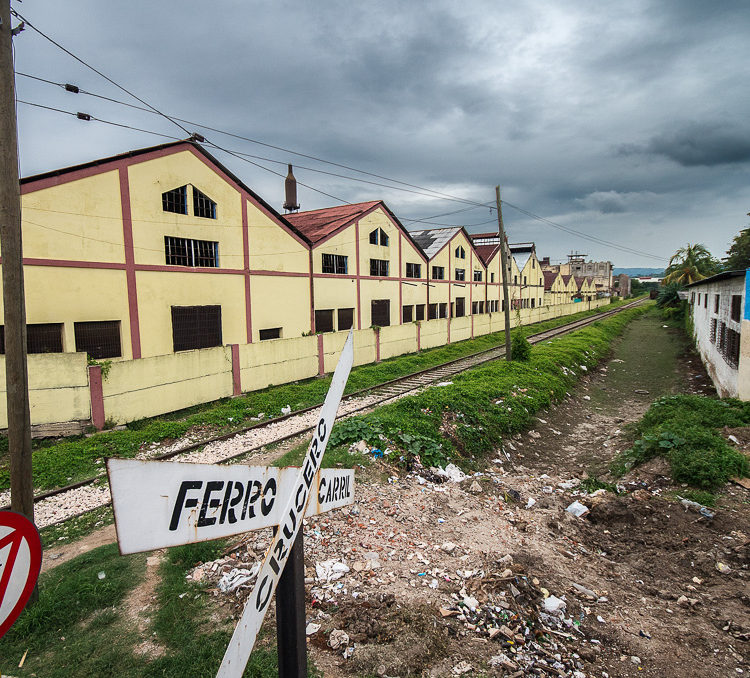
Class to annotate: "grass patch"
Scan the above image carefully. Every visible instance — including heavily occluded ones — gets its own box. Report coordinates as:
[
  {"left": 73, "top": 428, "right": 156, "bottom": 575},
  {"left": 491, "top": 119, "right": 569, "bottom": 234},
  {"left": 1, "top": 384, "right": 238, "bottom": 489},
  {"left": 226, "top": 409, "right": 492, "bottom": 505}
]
[
  {"left": 580, "top": 476, "right": 619, "bottom": 494},
  {"left": 0, "top": 301, "right": 630, "bottom": 494},
  {"left": 318, "top": 305, "right": 649, "bottom": 471},
  {"left": 40, "top": 504, "right": 113, "bottom": 548},
  {"left": 272, "top": 438, "right": 372, "bottom": 469},
  {"left": 611, "top": 394, "right": 750, "bottom": 489}
]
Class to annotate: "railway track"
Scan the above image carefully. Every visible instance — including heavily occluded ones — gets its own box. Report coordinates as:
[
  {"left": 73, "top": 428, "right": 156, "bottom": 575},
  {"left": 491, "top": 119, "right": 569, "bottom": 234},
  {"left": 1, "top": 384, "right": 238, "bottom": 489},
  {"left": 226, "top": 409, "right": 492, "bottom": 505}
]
[{"left": 9, "top": 298, "right": 646, "bottom": 524}]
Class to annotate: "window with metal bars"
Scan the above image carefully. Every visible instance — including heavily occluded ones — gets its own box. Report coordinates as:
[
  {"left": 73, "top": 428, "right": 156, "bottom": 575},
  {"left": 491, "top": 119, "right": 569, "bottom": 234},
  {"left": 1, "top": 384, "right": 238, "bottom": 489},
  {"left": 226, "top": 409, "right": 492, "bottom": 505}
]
[
  {"left": 192, "top": 187, "right": 217, "bottom": 219},
  {"left": 710, "top": 318, "right": 717, "bottom": 344},
  {"left": 171, "top": 306, "right": 222, "bottom": 352},
  {"left": 338, "top": 308, "right": 354, "bottom": 330},
  {"left": 428, "top": 303, "right": 438, "bottom": 320},
  {"left": 369, "top": 259, "right": 389, "bottom": 277},
  {"left": 74, "top": 321, "right": 122, "bottom": 358},
  {"left": 455, "top": 268, "right": 465, "bottom": 281},
  {"left": 724, "top": 328, "right": 741, "bottom": 368},
  {"left": 0, "top": 323, "right": 64, "bottom": 354},
  {"left": 164, "top": 236, "right": 219, "bottom": 267},
  {"left": 322, "top": 253, "right": 348, "bottom": 274},
  {"left": 371, "top": 299, "right": 390, "bottom": 326},
  {"left": 162, "top": 185, "right": 187, "bottom": 214},
  {"left": 405, "top": 263, "right": 421, "bottom": 278},
  {"left": 314, "top": 310, "right": 334, "bottom": 333},
  {"left": 259, "top": 328, "right": 281, "bottom": 340}
]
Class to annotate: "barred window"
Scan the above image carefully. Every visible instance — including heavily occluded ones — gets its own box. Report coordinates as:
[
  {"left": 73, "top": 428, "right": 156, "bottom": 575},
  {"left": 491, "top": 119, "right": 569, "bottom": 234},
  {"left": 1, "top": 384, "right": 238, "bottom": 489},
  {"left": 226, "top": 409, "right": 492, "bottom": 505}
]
[
  {"left": 428, "top": 303, "right": 438, "bottom": 320},
  {"left": 338, "top": 308, "right": 354, "bottom": 330},
  {"left": 75, "top": 321, "right": 121, "bottom": 358},
  {"left": 0, "top": 323, "right": 64, "bottom": 354},
  {"left": 171, "top": 306, "right": 222, "bottom": 352},
  {"left": 371, "top": 299, "right": 390, "bottom": 326},
  {"left": 192, "top": 187, "right": 216, "bottom": 219},
  {"left": 725, "top": 328, "right": 741, "bottom": 368},
  {"left": 370, "top": 258, "right": 389, "bottom": 277},
  {"left": 405, "top": 263, "right": 421, "bottom": 278},
  {"left": 165, "top": 236, "right": 219, "bottom": 267},
  {"left": 322, "top": 253, "right": 348, "bottom": 274},
  {"left": 162, "top": 185, "right": 187, "bottom": 215},
  {"left": 455, "top": 268, "right": 465, "bottom": 281},
  {"left": 314, "top": 310, "right": 334, "bottom": 333},
  {"left": 710, "top": 318, "right": 717, "bottom": 344},
  {"left": 473, "top": 270, "right": 483, "bottom": 282}
]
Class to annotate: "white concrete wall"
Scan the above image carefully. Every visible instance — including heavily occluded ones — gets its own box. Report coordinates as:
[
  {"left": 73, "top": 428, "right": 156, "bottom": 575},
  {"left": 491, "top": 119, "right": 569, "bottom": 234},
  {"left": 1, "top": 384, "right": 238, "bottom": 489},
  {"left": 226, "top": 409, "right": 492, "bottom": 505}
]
[{"left": 690, "top": 273, "right": 747, "bottom": 398}]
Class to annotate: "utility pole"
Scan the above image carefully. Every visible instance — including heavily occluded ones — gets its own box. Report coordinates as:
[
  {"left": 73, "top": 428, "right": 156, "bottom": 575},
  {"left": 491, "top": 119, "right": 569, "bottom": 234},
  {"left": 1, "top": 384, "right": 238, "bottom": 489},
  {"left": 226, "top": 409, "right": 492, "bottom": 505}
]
[
  {"left": 0, "top": 1, "right": 33, "bottom": 522},
  {"left": 495, "top": 186, "right": 512, "bottom": 360}
]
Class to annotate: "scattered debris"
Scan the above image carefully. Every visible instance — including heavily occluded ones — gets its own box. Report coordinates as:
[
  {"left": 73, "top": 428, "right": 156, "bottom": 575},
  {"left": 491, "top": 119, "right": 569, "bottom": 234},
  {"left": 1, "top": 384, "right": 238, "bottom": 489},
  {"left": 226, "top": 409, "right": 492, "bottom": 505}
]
[{"left": 565, "top": 500, "right": 590, "bottom": 518}]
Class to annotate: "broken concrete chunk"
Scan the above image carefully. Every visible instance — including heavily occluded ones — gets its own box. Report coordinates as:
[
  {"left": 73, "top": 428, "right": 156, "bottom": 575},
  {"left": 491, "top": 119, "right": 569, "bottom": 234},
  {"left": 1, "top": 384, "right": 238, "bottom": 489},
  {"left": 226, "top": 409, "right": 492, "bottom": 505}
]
[
  {"left": 469, "top": 480, "right": 482, "bottom": 493},
  {"left": 441, "top": 541, "right": 457, "bottom": 554},
  {"left": 543, "top": 595, "right": 567, "bottom": 614}
]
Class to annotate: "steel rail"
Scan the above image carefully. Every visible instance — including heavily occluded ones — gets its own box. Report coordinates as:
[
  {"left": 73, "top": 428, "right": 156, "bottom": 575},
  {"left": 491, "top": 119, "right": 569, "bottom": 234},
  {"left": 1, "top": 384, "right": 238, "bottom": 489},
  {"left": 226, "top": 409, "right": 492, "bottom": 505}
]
[{"left": 8, "top": 298, "right": 646, "bottom": 516}]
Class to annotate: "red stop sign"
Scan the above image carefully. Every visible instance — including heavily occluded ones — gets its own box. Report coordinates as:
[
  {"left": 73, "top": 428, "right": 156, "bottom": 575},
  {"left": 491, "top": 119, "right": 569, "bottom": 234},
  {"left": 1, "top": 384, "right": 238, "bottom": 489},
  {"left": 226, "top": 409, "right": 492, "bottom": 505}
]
[{"left": 0, "top": 511, "right": 42, "bottom": 639}]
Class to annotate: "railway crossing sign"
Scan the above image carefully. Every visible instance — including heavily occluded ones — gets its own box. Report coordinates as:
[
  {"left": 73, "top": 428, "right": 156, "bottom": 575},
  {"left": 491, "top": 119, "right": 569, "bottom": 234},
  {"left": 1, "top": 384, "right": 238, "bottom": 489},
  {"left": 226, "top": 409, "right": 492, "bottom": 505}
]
[
  {"left": 0, "top": 511, "right": 42, "bottom": 639},
  {"left": 108, "top": 329, "right": 355, "bottom": 678}
]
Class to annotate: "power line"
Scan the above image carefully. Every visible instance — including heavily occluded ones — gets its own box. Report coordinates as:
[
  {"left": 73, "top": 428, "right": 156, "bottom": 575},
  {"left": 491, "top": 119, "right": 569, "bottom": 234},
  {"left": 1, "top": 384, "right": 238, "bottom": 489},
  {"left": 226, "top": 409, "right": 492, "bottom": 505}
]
[{"left": 10, "top": 9, "right": 193, "bottom": 139}]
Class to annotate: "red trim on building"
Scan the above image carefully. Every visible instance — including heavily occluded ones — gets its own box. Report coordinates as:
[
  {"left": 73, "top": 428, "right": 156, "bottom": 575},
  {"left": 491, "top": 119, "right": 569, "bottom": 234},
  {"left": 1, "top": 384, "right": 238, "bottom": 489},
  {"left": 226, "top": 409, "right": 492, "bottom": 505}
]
[
  {"left": 88, "top": 364, "right": 105, "bottom": 430},
  {"left": 417, "top": 322, "right": 421, "bottom": 351},
  {"left": 309, "top": 250, "right": 316, "bottom": 333},
  {"left": 231, "top": 344, "right": 242, "bottom": 395},
  {"left": 375, "top": 328, "right": 381, "bottom": 363},
  {"left": 242, "top": 199, "right": 253, "bottom": 343},
  {"left": 398, "top": 233, "right": 403, "bottom": 324},
  {"left": 355, "top": 221, "right": 362, "bottom": 330},
  {"left": 17, "top": 258, "right": 126, "bottom": 269},
  {"left": 249, "top": 269, "right": 308, "bottom": 278},
  {"left": 136, "top": 264, "right": 245, "bottom": 275},
  {"left": 317, "top": 333, "right": 324, "bottom": 375},
  {"left": 118, "top": 166, "right": 142, "bottom": 359}
]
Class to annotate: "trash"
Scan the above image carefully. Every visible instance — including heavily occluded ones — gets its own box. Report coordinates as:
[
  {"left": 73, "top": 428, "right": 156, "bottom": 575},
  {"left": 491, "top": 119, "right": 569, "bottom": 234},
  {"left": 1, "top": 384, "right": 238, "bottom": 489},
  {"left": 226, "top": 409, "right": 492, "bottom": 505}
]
[
  {"left": 582, "top": 395, "right": 591, "bottom": 401},
  {"left": 679, "top": 497, "right": 715, "bottom": 519},
  {"left": 371, "top": 448, "right": 383, "bottom": 458},
  {"left": 441, "top": 542, "right": 457, "bottom": 554},
  {"left": 97, "top": 571, "right": 106, "bottom": 580},
  {"left": 328, "top": 629, "right": 349, "bottom": 650},
  {"left": 731, "top": 476, "right": 750, "bottom": 489},
  {"left": 432, "top": 463, "right": 467, "bottom": 482},
  {"left": 281, "top": 405, "right": 291, "bottom": 415},
  {"left": 596, "top": 615, "right": 606, "bottom": 623},
  {"left": 353, "top": 440, "right": 369, "bottom": 453},
  {"left": 631, "top": 656, "right": 642, "bottom": 665},
  {"left": 716, "top": 562, "right": 731, "bottom": 574},
  {"left": 316, "top": 560, "right": 350, "bottom": 582},
  {"left": 342, "top": 645, "right": 354, "bottom": 659},
  {"left": 634, "top": 389, "right": 650, "bottom": 395},
  {"left": 542, "top": 486, "right": 554, "bottom": 494},
  {"left": 558, "top": 478, "right": 581, "bottom": 490},
  {"left": 436, "top": 381, "right": 453, "bottom": 387},
  {"left": 489, "top": 654, "right": 518, "bottom": 670},
  {"left": 543, "top": 595, "right": 566, "bottom": 614},
  {"left": 525, "top": 497, "right": 536, "bottom": 509},
  {"left": 306, "top": 622, "right": 321, "bottom": 635},
  {"left": 452, "top": 661, "right": 473, "bottom": 675},
  {"left": 565, "top": 500, "right": 590, "bottom": 518},
  {"left": 463, "top": 595, "right": 480, "bottom": 611},
  {"left": 469, "top": 480, "right": 482, "bottom": 493},
  {"left": 571, "top": 582, "right": 598, "bottom": 599},
  {"left": 218, "top": 564, "right": 260, "bottom": 592},
  {"left": 728, "top": 434, "right": 740, "bottom": 445}
]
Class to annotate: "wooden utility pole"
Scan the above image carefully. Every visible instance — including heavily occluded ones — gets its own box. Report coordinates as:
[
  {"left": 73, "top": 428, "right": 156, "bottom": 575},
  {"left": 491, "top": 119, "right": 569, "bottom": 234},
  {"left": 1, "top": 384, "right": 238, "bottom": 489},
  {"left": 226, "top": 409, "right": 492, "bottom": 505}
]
[
  {"left": 0, "top": 1, "right": 33, "bottom": 521},
  {"left": 495, "top": 186, "right": 512, "bottom": 360}
]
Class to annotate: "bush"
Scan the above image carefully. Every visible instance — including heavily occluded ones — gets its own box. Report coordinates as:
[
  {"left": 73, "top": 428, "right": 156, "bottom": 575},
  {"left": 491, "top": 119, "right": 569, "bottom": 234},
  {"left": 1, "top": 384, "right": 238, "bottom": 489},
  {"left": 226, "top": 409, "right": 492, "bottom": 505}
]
[{"left": 510, "top": 332, "right": 532, "bottom": 361}]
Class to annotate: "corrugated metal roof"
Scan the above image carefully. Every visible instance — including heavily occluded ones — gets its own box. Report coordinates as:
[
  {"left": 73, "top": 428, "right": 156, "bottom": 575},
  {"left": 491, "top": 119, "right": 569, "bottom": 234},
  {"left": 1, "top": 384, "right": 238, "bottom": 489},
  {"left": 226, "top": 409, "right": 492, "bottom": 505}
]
[
  {"left": 408, "top": 227, "right": 462, "bottom": 259},
  {"left": 285, "top": 201, "right": 381, "bottom": 243},
  {"left": 685, "top": 270, "right": 747, "bottom": 287}
]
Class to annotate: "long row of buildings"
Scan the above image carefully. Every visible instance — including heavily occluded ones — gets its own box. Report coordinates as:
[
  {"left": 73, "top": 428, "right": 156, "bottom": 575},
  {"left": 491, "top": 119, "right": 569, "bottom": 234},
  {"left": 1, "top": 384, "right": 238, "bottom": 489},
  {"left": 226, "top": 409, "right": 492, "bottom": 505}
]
[{"left": 6, "top": 140, "right": 606, "bottom": 362}]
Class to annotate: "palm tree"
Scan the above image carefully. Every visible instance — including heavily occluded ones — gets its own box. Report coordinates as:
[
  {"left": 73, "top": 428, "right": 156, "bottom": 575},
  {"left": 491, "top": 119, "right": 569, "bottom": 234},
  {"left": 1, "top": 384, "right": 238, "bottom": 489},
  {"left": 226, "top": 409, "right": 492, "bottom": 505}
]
[{"left": 662, "top": 243, "right": 719, "bottom": 286}]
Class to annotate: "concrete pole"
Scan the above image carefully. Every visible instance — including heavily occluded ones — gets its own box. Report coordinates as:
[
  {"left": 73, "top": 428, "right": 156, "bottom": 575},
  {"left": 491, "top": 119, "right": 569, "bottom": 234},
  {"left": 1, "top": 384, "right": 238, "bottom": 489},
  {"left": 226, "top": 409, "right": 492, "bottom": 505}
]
[
  {"left": 495, "top": 187, "right": 512, "bottom": 360},
  {"left": 0, "top": 1, "right": 33, "bottom": 521}
]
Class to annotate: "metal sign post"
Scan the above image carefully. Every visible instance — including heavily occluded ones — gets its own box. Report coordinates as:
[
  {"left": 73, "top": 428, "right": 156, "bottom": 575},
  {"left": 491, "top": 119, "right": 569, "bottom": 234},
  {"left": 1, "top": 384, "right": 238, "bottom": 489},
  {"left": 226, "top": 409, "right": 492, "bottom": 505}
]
[{"left": 107, "top": 329, "right": 355, "bottom": 678}]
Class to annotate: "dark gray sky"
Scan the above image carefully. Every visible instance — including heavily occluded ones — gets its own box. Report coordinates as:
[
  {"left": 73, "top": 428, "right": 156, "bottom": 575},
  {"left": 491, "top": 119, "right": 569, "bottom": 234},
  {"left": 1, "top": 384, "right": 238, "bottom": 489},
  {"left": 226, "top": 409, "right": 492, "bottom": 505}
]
[{"left": 13, "top": 0, "right": 750, "bottom": 267}]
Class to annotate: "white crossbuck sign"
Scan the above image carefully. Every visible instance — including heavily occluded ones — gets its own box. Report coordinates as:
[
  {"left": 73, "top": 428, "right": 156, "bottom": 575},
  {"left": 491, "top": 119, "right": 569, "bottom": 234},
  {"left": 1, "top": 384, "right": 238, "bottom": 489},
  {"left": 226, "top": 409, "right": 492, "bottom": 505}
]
[{"left": 107, "top": 329, "right": 355, "bottom": 678}]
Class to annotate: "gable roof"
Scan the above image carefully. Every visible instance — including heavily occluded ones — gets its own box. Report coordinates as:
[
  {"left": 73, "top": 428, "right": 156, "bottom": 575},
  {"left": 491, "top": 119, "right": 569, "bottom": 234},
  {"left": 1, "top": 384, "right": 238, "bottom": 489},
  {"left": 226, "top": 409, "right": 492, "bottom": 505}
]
[
  {"left": 509, "top": 243, "right": 535, "bottom": 273},
  {"left": 20, "top": 139, "right": 312, "bottom": 246},
  {"left": 574, "top": 276, "right": 586, "bottom": 290},
  {"left": 474, "top": 244, "right": 500, "bottom": 266},
  {"left": 542, "top": 270, "right": 559, "bottom": 290},
  {"left": 285, "top": 201, "right": 380, "bottom": 243},
  {"left": 409, "top": 227, "right": 463, "bottom": 259},
  {"left": 561, "top": 274, "right": 573, "bottom": 286}
]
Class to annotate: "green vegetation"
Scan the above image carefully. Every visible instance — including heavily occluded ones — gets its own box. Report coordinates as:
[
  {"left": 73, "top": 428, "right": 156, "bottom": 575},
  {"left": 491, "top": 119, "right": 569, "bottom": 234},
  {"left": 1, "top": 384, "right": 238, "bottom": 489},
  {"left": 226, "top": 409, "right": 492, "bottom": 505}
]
[
  {"left": 510, "top": 331, "right": 532, "bottom": 361},
  {"left": 39, "top": 504, "right": 113, "bottom": 548},
  {"left": 0, "top": 539, "right": 303, "bottom": 677},
  {"left": 322, "top": 305, "right": 649, "bottom": 471},
  {"left": 723, "top": 221, "right": 750, "bottom": 270},
  {"left": 611, "top": 395, "right": 750, "bottom": 492},
  {"left": 0, "top": 300, "right": 629, "bottom": 493},
  {"left": 662, "top": 242, "right": 720, "bottom": 286}
]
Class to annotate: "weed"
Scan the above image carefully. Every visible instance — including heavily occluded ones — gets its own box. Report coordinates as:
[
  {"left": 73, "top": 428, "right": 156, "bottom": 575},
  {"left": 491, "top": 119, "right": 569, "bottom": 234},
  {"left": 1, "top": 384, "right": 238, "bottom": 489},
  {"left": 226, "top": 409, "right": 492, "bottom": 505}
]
[
  {"left": 510, "top": 331, "right": 532, "bottom": 361},
  {"left": 580, "top": 476, "right": 618, "bottom": 494},
  {"left": 611, "top": 395, "right": 750, "bottom": 489},
  {"left": 679, "top": 488, "right": 717, "bottom": 507}
]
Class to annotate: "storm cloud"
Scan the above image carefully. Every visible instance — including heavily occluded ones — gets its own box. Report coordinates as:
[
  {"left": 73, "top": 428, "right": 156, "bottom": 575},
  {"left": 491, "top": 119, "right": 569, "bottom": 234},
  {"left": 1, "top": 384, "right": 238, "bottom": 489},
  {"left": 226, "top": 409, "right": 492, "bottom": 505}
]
[{"left": 12, "top": 0, "right": 750, "bottom": 266}]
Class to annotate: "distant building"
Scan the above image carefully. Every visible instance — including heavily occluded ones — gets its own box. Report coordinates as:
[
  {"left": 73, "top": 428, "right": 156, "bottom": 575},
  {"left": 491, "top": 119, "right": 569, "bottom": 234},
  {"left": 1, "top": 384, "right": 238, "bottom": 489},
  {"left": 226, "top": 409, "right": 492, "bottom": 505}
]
[
  {"left": 560, "top": 254, "right": 613, "bottom": 295},
  {"left": 616, "top": 273, "right": 631, "bottom": 297},
  {"left": 687, "top": 270, "right": 750, "bottom": 399}
]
